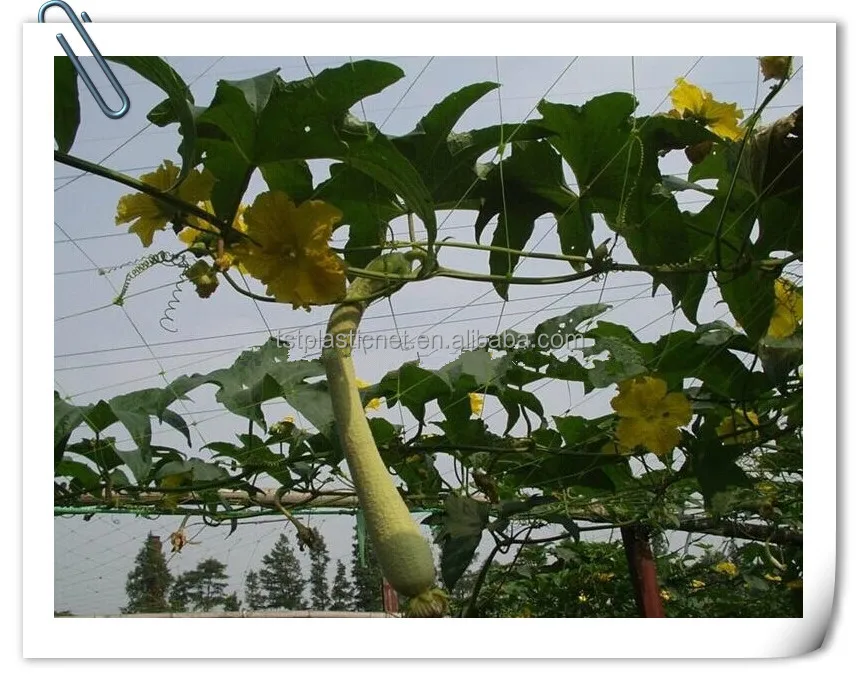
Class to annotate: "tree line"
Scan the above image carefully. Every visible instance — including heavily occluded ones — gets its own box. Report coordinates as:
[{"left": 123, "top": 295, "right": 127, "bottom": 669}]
[{"left": 121, "top": 526, "right": 388, "bottom": 615}]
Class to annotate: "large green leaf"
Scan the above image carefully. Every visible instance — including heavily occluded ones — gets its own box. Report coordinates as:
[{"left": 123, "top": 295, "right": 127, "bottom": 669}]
[
  {"left": 472, "top": 140, "right": 579, "bottom": 299},
  {"left": 534, "top": 303, "right": 610, "bottom": 343},
  {"left": 107, "top": 57, "right": 197, "bottom": 186},
  {"left": 65, "top": 438, "right": 124, "bottom": 471},
  {"left": 717, "top": 268, "right": 778, "bottom": 345},
  {"left": 196, "top": 69, "right": 280, "bottom": 163},
  {"left": 314, "top": 164, "right": 401, "bottom": 270},
  {"left": 537, "top": 94, "right": 638, "bottom": 213},
  {"left": 653, "top": 329, "right": 771, "bottom": 400},
  {"left": 185, "top": 339, "right": 331, "bottom": 433},
  {"left": 438, "top": 495, "right": 490, "bottom": 589},
  {"left": 55, "top": 459, "right": 101, "bottom": 491},
  {"left": 54, "top": 56, "right": 79, "bottom": 153},
  {"left": 376, "top": 361, "right": 451, "bottom": 424},
  {"left": 54, "top": 392, "right": 86, "bottom": 459},
  {"left": 259, "top": 159, "right": 314, "bottom": 204},
  {"left": 392, "top": 82, "right": 506, "bottom": 205}
]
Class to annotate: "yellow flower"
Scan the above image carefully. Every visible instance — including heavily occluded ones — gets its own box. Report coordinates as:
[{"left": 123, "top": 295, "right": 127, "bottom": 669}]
[
  {"left": 232, "top": 191, "right": 346, "bottom": 309},
  {"left": 713, "top": 561, "right": 739, "bottom": 578},
  {"left": 578, "top": 592, "right": 589, "bottom": 603},
  {"left": 660, "top": 588, "right": 671, "bottom": 601},
  {"left": 764, "top": 573, "right": 782, "bottom": 583},
  {"left": 269, "top": 415, "right": 296, "bottom": 437},
  {"left": 356, "top": 379, "right": 383, "bottom": 411},
  {"left": 756, "top": 480, "right": 777, "bottom": 497},
  {"left": 716, "top": 409, "right": 760, "bottom": 445},
  {"left": 595, "top": 572, "right": 615, "bottom": 583},
  {"left": 179, "top": 203, "right": 248, "bottom": 272},
  {"left": 469, "top": 392, "right": 484, "bottom": 416},
  {"left": 667, "top": 78, "right": 745, "bottom": 141},
  {"left": 610, "top": 376, "right": 692, "bottom": 457},
  {"left": 767, "top": 278, "right": 803, "bottom": 338},
  {"left": 759, "top": 56, "right": 792, "bottom": 81},
  {"left": 115, "top": 161, "right": 215, "bottom": 247},
  {"left": 690, "top": 579, "right": 706, "bottom": 590}
]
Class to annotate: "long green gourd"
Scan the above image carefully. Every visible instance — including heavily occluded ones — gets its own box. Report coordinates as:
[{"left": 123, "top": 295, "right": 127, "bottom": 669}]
[{"left": 322, "top": 252, "right": 448, "bottom": 617}]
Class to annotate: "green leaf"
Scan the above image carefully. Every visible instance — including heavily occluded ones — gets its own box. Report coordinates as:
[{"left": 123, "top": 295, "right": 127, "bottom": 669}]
[
  {"left": 315, "top": 164, "right": 400, "bottom": 270},
  {"left": 392, "top": 82, "right": 507, "bottom": 205},
  {"left": 584, "top": 336, "right": 649, "bottom": 388},
  {"left": 55, "top": 459, "right": 101, "bottom": 491},
  {"left": 54, "top": 56, "right": 79, "bottom": 153},
  {"left": 65, "top": 438, "right": 124, "bottom": 472},
  {"left": 185, "top": 339, "right": 331, "bottom": 433},
  {"left": 198, "top": 139, "right": 252, "bottom": 223},
  {"left": 692, "top": 449, "right": 752, "bottom": 509},
  {"left": 107, "top": 57, "right": 197, "bottom": 186},
  {"left": 534, "top": 303, "right": 610, "bottom": 343},
  {"left": 197, "top": 70, "right": 280, "bottom": 163},
  {"left": 472, "top": 140, "right": 578, "bottom": 299},
  {"left": 537, "top": 94, "right": 638, "bottom": 211},
  {"left": 104, "top": 385, "right": 196, "bottom": 456},
  {"left": 55, "top": 393, "right": 86, "bottom": 457},
  {"left": 115, "top": 447, "right": 151, "bottom": 484},
  {"left": 248, "top": 61, "right": 438, "bottom": 245},
  {"left": 83, "top": 400, "right": 117, "bottom": 433},
  {"left": 160, "top": 409, "right": 192, "bottom": 447},
  {"left": 557, "top": 202, "right": 595, "bottom": 270},
  {"left": 653, "top": 330, "right": 770, "bottom": 400},
  {"left": 439, "top": 496, "right": 490, "bottom": 589},
  {"left": 377, "top": 361, "right": 451, "bottom": 424},
  {"left": 259, "top": 159, "right": 314, "bottom": 204},
  {"left": 717, "top": 268, "right": 778, "bottom": 345}
]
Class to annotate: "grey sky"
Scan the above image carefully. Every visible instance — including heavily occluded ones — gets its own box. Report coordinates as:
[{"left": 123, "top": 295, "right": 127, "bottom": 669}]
[{"left": 54, "top": 55, "right": 803, "bottom": 615}]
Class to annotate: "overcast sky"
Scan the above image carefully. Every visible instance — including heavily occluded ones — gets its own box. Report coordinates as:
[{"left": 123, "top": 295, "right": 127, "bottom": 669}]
[{"left": 54, "top": 55, "right": 803, "bottom": 615}]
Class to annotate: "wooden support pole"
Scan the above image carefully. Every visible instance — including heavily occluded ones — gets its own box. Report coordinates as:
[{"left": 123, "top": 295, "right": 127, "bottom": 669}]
[{"left": 621, "top": 523, "right": 665, "bottom": 618}]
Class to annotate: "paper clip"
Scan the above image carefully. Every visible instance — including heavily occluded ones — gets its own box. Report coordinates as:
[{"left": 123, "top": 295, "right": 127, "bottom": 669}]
[{"left": 38, "top": 0, "right": 130, "bottom": 119}]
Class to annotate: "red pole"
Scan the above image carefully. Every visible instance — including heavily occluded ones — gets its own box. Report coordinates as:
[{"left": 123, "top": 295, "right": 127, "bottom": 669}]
[
  {"left": 382, "top": 578, "right": 399, "bottom": 614},
  {"left": 621, "top": 524, "right": 665, "bottom": 618}
]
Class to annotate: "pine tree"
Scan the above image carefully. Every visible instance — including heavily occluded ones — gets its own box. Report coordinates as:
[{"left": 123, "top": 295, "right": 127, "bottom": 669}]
[
  {"left": 169, "top": 572, "right": 193, "bottom": 612},
  {"left": 309, "top": 535, "right": 332, "bottom": 610},
  {"left": 244, "top": 570, "right": 266, "bottom": 610},
  {"left": 169, "top": 558, "right": 230, "bottom": 612},
  {"left": 222, "top": 592, "right": 241, "bottom": 611},
  {"left": 122, "top": 533, "right": 174, "bottom": 614},
  {"left": 329, "top": 560, "right": 354, "bottom": 611},
  {"left": 350, "top": 522, "right": 383, "bottom": 611},
  {"left": 258, "top": 533, "right": 307, "bottom": 610}
]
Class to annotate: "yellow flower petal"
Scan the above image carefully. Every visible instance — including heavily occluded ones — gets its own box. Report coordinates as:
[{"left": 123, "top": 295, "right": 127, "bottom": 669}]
[
  {"left": 469, "top": 392, "right": 484, "bottom": 416},
  {"left": 667, "top": 78, "right": 744, "bottom": 142},
  {"left": 660, "top": 391, "right": 694, "bottom": 427},
  {"left": 115, "top": 161, "right": 215, "bottom": 247},
  {"left": 616, "top": 416, "right": 682, "bottom": 457},
  {"left": 669, "top": 78, "right": 707, "bottom": 117},
  {"left": 234, "top": 191, "right": 346, "bottom": 308},
  {"left": 713, "top": 561, "right": 739, "bottom": 577},
  {"left": 610, "top": 376, "right": 690, "bottom": 457},
  {"left": 767, "top": 278, "right": 802, "bottom": 338},
  {"left": 610, "top": 376, "right": 668, "bottom": 418},
  {"left": 356, "top": 379, "right": 383, "bottom": 411},
  {"left": 717, "top": 409, "right": 760, "bottom": 445}
]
